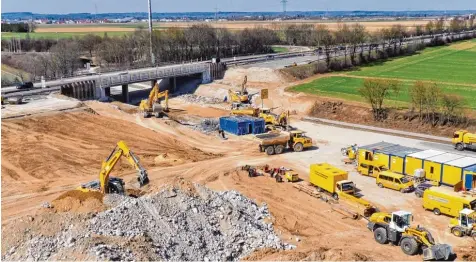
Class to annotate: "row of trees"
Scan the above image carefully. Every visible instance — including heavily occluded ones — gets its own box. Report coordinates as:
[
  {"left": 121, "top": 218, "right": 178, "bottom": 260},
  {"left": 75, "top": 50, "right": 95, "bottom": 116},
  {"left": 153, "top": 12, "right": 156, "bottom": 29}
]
[
  {"left": 359, "top": 79, "right": 465, "bottom": 125},
  {"left": 2, "top": 18, "right": 475, "bottom": 82},
  {"left": 1, "top": 23, "right": 36, "bottom": 33}
]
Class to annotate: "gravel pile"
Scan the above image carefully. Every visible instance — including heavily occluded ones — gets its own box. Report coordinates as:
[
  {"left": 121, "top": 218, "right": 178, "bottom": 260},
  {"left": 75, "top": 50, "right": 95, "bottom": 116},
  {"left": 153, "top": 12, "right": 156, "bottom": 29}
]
[{"left": 3, "top": 183, "right": 292, "bottom": 261}]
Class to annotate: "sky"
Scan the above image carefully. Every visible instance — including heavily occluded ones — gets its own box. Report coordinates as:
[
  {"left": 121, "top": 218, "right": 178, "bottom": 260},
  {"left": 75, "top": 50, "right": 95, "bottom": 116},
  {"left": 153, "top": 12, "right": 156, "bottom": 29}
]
[{"left": 1, "top": 0, "right": 476, "bottom": 14}]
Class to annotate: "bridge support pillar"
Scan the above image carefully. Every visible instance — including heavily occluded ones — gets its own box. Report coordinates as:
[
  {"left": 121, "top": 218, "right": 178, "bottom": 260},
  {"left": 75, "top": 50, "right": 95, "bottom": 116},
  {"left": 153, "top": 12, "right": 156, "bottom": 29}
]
[
  {"left": 121, "top": 84, "right": 129, "bottom": 103},
  {"left": 171, "top": 77, "right": 177, "bottom": 92},
  {"left": 105, "top": 87, "right": 111, "bottom": 97},
  {"left": 202, "top": 68, "right": 212, "bottom": 84}
]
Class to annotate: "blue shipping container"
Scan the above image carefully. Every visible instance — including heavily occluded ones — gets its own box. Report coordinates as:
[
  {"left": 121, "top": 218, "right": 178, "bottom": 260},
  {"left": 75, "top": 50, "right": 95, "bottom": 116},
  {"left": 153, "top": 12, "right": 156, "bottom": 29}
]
[
  {"left": 219, "top": 116, "right": 251, "bottom": 136},
  {"left": 242, "top": 116, "right": 265, "bottom": 134}
]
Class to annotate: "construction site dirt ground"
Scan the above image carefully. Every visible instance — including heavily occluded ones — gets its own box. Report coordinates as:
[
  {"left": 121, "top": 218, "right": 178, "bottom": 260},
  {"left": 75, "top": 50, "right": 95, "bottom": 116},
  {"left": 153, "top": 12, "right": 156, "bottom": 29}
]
[{"left": 2, "top": 67, "right": 475, "bottom": 260}]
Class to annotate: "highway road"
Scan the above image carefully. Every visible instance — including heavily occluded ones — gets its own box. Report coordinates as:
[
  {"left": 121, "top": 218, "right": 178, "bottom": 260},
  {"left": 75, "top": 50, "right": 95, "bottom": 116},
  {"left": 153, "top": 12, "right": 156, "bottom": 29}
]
[{"left": 2, "top": 30, "right": 474, "bottom": 98}]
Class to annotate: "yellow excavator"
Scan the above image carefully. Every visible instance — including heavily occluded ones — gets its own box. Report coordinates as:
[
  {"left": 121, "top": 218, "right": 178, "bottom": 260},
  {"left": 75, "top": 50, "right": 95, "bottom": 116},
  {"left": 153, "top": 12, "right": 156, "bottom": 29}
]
[
  {"left": 228, "top": 75, "right": 250, "bottom": 104},
  {"left": 230, "top": 102, "right": 259, "bottom": 116},
  {"left": 139, "top": 82, "right": 169, "bottom": 118},
  {"left": 77, "top": 140, "right": 149, "bottom": 194},
  {"left": 259, "top": 109, "right": 289, "bottom": 130},
  {"left": 367, "top": 211, "right": 453, "bottom": 261}
]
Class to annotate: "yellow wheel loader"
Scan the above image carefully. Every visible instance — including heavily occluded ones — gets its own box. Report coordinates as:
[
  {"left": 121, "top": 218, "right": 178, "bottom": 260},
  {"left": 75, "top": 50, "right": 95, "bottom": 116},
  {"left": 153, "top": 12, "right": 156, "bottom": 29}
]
[
  {"left": 259, "top": 109, "right": 289, "bottom": 131},
  {"left": 449, "top": 208, "right": 476, "bottom": 241},
  {"left": 77, "top": 140, "right": 149, "bottom": 195},
  {"left": 341, "top": 144, "right": 358, "bottom": 160},
  {"left": 139, "top": 82, "right": 169, "bottom": 118},
  {"left": 367, "top": 211, "right": 453, "bottom": 261}
]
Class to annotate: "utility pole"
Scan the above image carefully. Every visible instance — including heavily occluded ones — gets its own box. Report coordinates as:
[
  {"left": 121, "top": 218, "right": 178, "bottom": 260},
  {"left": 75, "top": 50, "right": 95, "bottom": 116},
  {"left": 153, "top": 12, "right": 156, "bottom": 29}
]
[
  {"left": 281, "top": 0, "right": 288, "bottom": 15},
  {"left": 147, "top": 0, "right": 155, "bottom": 66}
]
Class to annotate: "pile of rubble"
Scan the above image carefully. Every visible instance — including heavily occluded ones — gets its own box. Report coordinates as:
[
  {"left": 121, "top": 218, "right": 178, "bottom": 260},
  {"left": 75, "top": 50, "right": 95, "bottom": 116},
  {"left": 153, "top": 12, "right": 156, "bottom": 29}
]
[
  {"left": 3, "top": 183, "right": 292, "bottom": 261},
  {"left": 176, "top": 94, "right": 224, "bottom": 105},
  {"left": 191, "top": 118, "right": 220, "bottom": 134}
]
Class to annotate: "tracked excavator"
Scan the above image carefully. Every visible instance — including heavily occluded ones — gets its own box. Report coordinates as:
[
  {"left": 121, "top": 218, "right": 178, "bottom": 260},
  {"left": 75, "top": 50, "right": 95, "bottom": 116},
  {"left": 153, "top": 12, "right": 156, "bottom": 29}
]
[
  {"left": 367, "top": 211, "right": 453, "bottom": 260},
  {"left": 228, "top": 75, "right": 251, "bottom": 104},
  {"left": 77, "top": 140, "right": 149, "bottom": 195},
  {"left": 139, "top": 82, "right": 169, "bottom": 118}
]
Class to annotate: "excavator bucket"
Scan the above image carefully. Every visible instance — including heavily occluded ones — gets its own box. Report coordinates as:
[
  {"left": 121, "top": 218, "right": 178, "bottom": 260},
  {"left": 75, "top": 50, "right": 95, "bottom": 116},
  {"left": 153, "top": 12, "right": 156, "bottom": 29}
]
[
  {"left": 422, "top": 244, "right": 452, "bottom": 261},
  {"left": 138, "top": 169, "right": 149, "bottom": 187}
]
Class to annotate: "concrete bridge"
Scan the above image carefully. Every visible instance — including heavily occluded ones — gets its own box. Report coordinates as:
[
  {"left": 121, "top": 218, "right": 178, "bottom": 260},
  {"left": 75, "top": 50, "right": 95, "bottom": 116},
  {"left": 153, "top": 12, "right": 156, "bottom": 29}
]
[{"left": 2, "top": 62, "right": 226, "bottom": 102}]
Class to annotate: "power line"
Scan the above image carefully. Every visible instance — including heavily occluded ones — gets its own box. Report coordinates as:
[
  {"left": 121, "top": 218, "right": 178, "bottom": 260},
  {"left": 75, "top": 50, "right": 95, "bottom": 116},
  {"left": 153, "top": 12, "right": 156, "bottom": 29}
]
[{"left": 280, "top": 0, "right": 288, "bottom": 14}]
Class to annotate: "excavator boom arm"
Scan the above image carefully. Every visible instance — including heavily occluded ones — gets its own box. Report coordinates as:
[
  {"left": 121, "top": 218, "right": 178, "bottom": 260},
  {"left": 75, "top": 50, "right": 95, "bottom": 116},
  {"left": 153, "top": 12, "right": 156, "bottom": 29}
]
[{"left": 99, "top": 141, "right": 149, "bottom": 194}]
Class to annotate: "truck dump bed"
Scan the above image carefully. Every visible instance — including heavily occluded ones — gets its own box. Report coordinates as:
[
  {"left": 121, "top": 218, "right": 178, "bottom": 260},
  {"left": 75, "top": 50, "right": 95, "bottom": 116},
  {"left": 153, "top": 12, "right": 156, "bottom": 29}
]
[{"left": 254, "top": 132, "right": 290, "bottom": 146}]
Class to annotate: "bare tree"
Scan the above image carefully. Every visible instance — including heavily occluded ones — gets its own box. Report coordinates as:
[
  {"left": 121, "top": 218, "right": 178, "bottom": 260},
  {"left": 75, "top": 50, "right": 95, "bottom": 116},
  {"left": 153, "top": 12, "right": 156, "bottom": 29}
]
[
  {"left": 314, "top": 24, "right": 334, "bottom": 69},
  {"left": 441, "top": 94, "right": 465, "bottom": 124},
  {"left": 410, "top": 81, "right": 426, "bottom": 120},
  {"left": 349, "top": 23, "right": 366, "bottom": 65},
  {"left": 358, "top": 78, "right": 398, "bottom": 120}
]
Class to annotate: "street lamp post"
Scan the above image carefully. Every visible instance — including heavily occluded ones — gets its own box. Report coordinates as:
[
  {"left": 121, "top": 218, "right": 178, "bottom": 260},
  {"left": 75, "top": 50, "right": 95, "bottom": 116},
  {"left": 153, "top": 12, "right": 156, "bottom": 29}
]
[{"left": 148, "top": 0, "right": 155, "bottom": 66}]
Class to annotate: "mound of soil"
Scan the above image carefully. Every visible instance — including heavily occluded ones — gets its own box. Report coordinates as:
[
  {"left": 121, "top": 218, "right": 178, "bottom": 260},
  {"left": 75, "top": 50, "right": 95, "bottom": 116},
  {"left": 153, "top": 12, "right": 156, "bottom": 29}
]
[
  {"left": 1, "top": 111, "right": 218, "bottom": 181},
  {"left": 308, "top": 100, "right": 476, "bottom": 138},
  {"left": 52, "top": 190, "right": 104, "bottom": 213}
]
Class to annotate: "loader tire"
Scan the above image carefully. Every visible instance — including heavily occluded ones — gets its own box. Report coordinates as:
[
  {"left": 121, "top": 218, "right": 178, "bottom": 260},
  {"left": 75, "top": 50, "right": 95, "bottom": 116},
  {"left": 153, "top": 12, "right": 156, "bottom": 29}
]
[
  {"left": 451, "top": 227, "right": 463, "bottom": 237},
  {"left": 374, "top": 227, "right": 388, "bottom": 244},
  {"left": 400, "top": 238, "right": 419, "bottom": 256},
  {"left": 332, "top": 193, "right": 339, "bottom": 200},
  {"left": 293, "top": 143, "right": 304, "bottom": 152},
  {"left": 265, "top": 146, "right": 275, "bottom": 155},
  {"left": 455, "top": 143, "right": 464, "bottom": 151},
  {"left": 275, "top": 145, "right": 285, "bottom": 154}
]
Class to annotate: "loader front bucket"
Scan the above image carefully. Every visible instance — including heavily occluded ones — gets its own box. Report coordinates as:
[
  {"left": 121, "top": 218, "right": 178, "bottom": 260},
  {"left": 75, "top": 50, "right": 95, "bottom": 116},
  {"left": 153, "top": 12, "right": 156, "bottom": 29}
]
[{"left": 422, "top": 244, "right": 452, "bottom": 261}]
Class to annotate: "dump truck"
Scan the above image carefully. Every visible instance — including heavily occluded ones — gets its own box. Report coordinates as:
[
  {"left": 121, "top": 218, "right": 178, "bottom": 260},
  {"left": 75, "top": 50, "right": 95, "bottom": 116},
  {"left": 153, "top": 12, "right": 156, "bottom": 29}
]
[
  {"left": 367, "top": 211, "right": 453, "bottom": 260},
  {"left": 254, "top": 130, "right": 312, "bottom": 155},
  {"left": 453, "top": 130, "right": 476, "bottom": 151}
]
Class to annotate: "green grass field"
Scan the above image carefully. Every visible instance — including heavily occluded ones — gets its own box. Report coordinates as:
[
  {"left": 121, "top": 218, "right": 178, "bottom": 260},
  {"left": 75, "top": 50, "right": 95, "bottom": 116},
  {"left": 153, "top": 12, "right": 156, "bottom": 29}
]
[
  {"left": 1, "top": 31, "right": 131, "bottom": 39},
  {"left": 271, "top": 46, "right": 289, "bottom": 53},
  {"left": 290, "top": 39, "right": 476, "bottom": 108}
]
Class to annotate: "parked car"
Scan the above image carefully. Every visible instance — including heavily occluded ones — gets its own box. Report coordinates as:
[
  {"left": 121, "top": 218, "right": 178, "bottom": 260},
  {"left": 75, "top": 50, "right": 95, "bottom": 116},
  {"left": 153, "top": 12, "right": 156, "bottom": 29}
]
[
  {"left": 16, "top": 82, "right": 34, "bottom": 90},
  {"left": 415, "top": 183, "right": 433, "bottom": 198}
]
